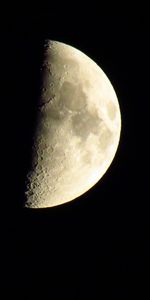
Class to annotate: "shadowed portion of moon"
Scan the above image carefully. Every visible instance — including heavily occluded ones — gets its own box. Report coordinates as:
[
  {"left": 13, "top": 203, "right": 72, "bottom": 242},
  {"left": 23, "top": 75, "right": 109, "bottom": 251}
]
[
  {"left": 4, "top": 37, "right": 48, "bottom": 210},
  {"left": 24, "top": 40, "right": 121, "bottom": 209}
]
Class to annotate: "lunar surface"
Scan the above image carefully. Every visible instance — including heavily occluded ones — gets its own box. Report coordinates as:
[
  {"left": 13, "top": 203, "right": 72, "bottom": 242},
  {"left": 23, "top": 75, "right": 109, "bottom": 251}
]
[{"left": 25, "top": 40, "right": 121, "bottom": 208}]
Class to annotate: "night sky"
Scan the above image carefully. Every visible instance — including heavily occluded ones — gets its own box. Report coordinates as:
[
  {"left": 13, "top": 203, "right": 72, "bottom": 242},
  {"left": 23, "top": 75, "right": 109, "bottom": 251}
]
[{"left": 1, "top": 8, "right": 149, "bottom": 298}]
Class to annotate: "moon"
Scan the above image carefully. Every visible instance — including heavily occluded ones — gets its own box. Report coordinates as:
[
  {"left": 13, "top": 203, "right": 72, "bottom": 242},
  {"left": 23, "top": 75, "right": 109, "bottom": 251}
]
[{"left": 25, "top": 40, "right": 121, "bottom": 208}]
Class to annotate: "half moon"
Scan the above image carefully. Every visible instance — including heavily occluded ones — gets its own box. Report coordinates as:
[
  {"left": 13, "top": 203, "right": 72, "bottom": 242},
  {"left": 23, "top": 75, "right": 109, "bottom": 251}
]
[{"left": 25, "top": 40, "right": 121, "bottom": 208}]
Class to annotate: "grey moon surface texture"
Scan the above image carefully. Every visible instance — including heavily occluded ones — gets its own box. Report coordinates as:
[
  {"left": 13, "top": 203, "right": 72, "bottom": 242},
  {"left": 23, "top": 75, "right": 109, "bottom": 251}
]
[{"left": 25, "top": 40, "right": 121, "bottom": 208}]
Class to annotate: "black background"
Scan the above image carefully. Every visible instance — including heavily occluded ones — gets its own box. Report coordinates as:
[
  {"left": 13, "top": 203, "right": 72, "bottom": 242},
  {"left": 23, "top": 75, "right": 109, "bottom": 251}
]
[{"left": 1, "top": 7, "right": 149, "bottom": 298}]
